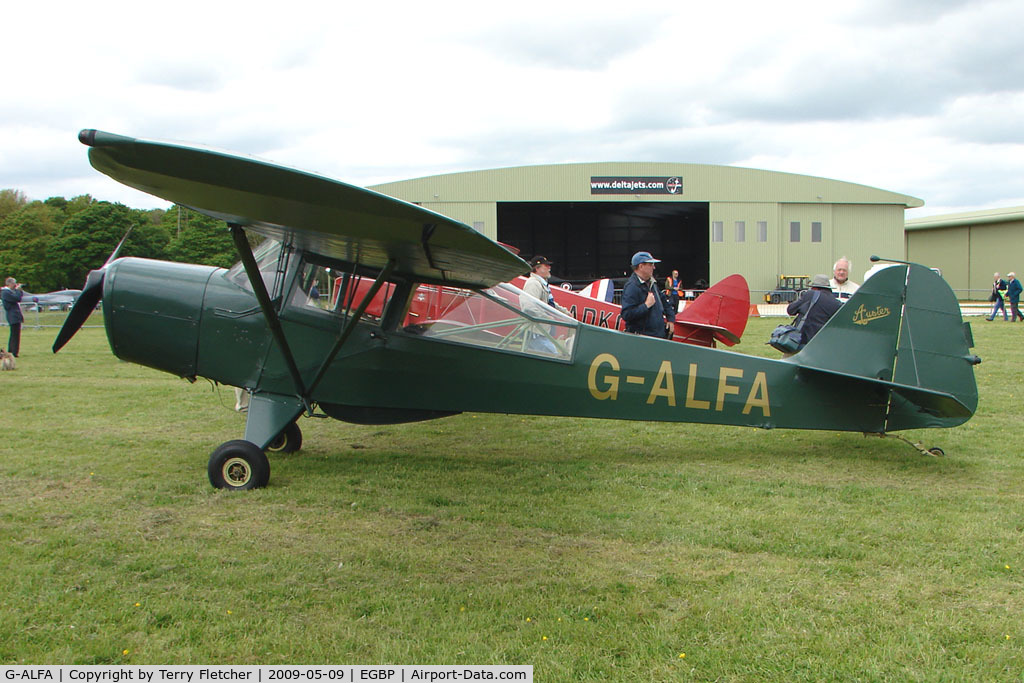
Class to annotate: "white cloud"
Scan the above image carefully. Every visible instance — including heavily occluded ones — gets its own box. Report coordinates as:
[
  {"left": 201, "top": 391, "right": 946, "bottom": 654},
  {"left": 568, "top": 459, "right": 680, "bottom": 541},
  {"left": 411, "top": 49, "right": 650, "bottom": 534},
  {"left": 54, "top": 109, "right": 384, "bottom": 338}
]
[{"left": 0, "top": 0, "right": 1021, "bottom": 217}]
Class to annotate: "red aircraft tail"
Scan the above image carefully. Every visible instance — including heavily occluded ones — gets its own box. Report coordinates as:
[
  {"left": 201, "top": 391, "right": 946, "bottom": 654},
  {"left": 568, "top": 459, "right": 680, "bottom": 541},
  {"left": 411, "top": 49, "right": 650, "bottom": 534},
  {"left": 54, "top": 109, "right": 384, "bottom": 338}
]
[
  {"left": 671, "top": 274, "right": 750, "bottom": 347},
  {"left": 548, "top": 273, "right": 750, "bottom": 347}
]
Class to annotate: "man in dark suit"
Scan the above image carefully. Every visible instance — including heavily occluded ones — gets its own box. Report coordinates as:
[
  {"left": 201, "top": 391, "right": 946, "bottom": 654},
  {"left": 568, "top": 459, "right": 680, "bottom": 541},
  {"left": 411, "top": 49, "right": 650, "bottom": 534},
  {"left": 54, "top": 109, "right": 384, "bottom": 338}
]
[
  {"left": 786, "top": 274, "right": 842, "bottom": 348},
  {"left": 2, "top": 277, "right": 24, "bottom": 357}
]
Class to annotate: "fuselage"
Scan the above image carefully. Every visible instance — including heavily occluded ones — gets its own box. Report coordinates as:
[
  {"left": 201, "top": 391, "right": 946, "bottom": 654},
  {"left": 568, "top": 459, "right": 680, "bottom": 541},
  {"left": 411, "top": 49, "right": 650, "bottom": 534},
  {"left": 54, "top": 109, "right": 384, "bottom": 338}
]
[{"left": 100, "top": 250, "right": 897, "bottom": 434}]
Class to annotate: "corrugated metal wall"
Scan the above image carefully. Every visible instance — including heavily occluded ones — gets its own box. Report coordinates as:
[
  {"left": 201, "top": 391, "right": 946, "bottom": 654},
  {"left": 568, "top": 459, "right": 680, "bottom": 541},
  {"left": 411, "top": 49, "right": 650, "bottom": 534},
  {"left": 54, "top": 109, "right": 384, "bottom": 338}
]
[
  {"left": 372, "top": 163, "right": 922, "bottom": 303},
  {"left": 907, "top": 218, "right": 1024, "bottom": 298}
]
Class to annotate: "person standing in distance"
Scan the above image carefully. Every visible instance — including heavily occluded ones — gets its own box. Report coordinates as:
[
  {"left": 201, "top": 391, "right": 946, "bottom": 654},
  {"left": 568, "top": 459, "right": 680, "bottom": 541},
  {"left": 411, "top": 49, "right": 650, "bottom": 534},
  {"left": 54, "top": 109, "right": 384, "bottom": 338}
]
[
  {"left": 621, "top": 251, "right": 675, "bottom": 338},
  {"left": 829, "top": 257, "right": 859, "bottom": 302},
  {"left": 1007, "top": 272, "right": 1023, "bottom": 322},
  {"left": 2, "top": 277, "right": 25, "bottom": 358},
  {"left": 987, "top": 272, "right": 1009, "bottom": 321}
]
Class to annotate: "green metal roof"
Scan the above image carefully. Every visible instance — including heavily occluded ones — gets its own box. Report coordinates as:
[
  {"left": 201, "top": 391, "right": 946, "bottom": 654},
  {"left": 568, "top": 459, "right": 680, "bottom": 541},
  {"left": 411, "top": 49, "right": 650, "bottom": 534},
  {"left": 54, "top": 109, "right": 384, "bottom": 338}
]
[
  {"left": 371, "top": 162, "right": 924, "bottom": 207},
  {"left": 905, "top": 206, "right": 1024, "bottom": 231}
]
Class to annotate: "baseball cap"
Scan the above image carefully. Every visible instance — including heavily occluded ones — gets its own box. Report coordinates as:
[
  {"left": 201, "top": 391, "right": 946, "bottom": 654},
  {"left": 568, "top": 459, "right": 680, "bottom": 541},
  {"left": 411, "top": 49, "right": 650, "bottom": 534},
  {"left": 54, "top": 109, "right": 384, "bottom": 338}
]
[{"left": 630, "top": 251, "right": 660, "bottom": 268}]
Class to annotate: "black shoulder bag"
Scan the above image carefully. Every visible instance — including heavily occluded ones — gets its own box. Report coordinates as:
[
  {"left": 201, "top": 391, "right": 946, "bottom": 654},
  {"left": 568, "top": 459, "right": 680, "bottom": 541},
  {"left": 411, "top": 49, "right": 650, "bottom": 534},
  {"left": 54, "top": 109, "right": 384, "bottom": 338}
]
[{"left": 769, "top": 290, "right": 820, "bottom": 353}]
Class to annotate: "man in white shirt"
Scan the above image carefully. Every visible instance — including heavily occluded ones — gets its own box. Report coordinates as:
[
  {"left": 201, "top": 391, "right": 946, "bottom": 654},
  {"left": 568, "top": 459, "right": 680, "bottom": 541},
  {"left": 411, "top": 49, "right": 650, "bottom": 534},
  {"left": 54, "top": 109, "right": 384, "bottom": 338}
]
[
  {"left": 521, "top": 256, "right": 569, "bottom": 315},
  {"left": 519, "top": 256, "right": 570, "bottom": 354},
  {"left": 829, "top": 257, "right": 860, "bottom": 302}
]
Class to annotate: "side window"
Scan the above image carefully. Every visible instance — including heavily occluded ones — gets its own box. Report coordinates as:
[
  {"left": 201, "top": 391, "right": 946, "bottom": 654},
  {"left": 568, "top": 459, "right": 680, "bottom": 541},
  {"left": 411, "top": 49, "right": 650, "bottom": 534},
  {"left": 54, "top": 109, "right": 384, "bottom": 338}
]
[
  {"left": 289, "top": 262, "right": 332, "bottom": 312},
  {"left": 405, "top": 283, "right": 578, "bottom": 361},
  {"left": 289, "top": 262, "right": 401, "bottom": 323}
]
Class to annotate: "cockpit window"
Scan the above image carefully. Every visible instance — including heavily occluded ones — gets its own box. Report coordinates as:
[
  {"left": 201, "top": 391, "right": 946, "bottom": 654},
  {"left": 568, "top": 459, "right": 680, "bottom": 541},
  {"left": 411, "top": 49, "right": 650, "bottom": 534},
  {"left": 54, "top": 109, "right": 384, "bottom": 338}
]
[
  {"left": 404, "top": 282, "right": 577, "bottom": 360},
  {"left": 286, "top": 261, "right": 403, "bottom": 325},
  {"left": 226, "top": 238, "right": 287, "bottom": 297},
  {"left": 289, "top": 261, "right": 332, "bottom": 312}
]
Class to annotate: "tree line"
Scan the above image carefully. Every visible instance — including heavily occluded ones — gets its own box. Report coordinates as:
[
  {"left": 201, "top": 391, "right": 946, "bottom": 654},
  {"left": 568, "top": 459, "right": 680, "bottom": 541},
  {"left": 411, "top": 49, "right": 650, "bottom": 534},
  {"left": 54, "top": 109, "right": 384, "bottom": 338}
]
[{"left": 0, "top": 188, "right": 237, "bottom": 292}]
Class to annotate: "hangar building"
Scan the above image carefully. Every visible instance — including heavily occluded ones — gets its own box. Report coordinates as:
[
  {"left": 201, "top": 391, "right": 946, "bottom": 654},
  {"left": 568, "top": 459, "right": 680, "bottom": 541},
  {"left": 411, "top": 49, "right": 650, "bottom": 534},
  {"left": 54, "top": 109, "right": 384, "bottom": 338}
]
[
  {"left": 371, "top": 163, "right": 922, "bottom": 302},
  {"left": 905, "top": 206, "right": 1024, "bottom": 300}
]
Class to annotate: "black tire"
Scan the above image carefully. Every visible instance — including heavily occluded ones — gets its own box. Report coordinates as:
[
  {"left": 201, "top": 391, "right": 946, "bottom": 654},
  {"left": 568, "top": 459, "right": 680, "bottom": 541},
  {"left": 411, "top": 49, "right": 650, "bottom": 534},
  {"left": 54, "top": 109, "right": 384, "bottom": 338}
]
[
  {"left": 927, "top": 447, "right": 945, "bottom": 457},
  {"left": 208, "top": 440, "right": 270, "bottom": 490},
  {"left": 266, "top": 421, "right": 303, "bottom": 454}
]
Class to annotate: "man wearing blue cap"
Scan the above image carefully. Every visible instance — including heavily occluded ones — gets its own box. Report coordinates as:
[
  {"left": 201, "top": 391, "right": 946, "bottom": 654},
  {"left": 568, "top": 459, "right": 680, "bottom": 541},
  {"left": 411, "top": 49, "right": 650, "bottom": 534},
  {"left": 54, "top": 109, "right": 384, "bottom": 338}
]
[{"left": 621, "top": 251, "right": 675, "bottom": 337}]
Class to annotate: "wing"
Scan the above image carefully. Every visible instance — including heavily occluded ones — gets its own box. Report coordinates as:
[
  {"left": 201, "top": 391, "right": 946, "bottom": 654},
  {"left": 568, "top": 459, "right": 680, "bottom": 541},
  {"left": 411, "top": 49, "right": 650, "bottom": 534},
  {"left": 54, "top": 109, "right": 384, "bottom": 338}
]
[{"left": 79, "top": 129, "right": 528, "bottom": 288}]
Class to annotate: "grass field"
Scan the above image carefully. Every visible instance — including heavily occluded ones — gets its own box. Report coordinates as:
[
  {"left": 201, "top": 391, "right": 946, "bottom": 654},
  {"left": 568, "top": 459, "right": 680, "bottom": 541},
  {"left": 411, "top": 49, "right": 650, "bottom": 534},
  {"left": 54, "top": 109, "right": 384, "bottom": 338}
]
[{"left": 1, "top": 316, "right": 1022, "bottom": 679}]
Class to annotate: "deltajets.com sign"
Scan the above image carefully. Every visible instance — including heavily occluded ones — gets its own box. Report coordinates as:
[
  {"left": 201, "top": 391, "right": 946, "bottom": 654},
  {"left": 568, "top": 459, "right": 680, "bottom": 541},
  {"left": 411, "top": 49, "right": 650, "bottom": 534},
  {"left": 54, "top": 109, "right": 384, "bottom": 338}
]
[{"left": 590, "top": 176, "right": 683, "bottom": 195}]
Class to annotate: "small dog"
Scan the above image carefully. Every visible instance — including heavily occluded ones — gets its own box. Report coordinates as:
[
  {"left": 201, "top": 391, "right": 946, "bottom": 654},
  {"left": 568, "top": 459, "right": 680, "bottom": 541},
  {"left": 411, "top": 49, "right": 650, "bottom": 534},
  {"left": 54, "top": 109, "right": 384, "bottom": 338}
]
[{"left": 0, "top": 348, "right": 16, "bottom": 371}]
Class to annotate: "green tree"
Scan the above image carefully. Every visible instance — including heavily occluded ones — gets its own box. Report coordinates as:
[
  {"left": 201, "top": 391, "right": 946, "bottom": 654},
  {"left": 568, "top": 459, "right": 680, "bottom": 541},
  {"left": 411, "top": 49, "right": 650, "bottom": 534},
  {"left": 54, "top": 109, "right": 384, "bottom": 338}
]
[
  {"left": 163, "top": 207, "right": 237, "bottom": 268},
  {"left": 47, "top": 202, "right": 171, "bottom": 288},
  {"left": 0, "top": 201, "right": 64, "bottom": 290},
  {"left": 0, "top": 189, "right": 29, "bottom": 223}
]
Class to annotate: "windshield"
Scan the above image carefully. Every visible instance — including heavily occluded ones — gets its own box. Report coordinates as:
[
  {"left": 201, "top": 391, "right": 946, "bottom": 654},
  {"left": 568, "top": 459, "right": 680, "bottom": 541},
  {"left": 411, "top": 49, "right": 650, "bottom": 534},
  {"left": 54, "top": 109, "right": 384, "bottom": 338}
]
[
  {"left": 406, "top": 282, "right": 578, "bottom": 360},
  {"left": 225, "top": 239, "right": 286, "bottom": 296}
]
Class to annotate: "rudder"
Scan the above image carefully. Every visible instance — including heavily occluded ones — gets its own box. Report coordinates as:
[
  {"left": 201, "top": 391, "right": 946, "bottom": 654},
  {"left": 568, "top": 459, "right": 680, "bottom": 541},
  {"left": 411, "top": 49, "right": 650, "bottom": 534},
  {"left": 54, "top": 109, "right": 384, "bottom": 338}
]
[{"left": 796, "top": 263, "right": 979, "bottom": 430}]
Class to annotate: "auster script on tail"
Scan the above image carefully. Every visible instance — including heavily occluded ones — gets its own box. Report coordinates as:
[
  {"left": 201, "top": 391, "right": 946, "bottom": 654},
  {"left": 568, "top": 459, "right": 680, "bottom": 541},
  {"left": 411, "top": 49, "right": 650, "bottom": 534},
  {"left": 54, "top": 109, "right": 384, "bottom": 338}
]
[{"left": 851, "top": 304, "right": 891, "bottom": 325}]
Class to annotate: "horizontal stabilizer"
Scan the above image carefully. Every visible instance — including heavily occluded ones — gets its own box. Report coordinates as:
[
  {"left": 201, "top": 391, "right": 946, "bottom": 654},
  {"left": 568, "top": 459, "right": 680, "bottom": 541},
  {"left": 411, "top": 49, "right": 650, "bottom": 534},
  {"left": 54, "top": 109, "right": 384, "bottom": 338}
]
[{"left": 796, "top": 363, "right": 973, "bottom": 426}]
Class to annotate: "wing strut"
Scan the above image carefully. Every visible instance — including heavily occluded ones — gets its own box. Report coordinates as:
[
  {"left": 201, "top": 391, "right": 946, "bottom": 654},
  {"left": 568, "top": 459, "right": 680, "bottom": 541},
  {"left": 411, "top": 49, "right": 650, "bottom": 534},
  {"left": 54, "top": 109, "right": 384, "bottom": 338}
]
[
  {"left": 307, "top": 260, "right": 396, "bottom": 396},
  {"left": 229, "top": 224, "right": 311, "bottom": 411}
]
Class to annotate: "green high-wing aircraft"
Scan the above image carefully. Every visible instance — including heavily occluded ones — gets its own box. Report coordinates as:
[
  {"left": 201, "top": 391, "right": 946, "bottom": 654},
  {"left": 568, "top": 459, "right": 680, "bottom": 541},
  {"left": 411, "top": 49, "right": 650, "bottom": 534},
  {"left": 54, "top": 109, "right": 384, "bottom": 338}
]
[{"left": 55, "top": 130, "right": 981, "bottom": 490}]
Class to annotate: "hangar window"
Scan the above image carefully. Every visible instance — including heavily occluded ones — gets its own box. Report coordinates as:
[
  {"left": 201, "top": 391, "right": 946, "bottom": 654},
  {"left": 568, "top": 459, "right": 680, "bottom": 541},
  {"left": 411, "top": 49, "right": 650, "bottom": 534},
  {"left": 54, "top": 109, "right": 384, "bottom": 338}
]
[
  {"left": 735, "top": 221, "right": 746, "bottom": 242},
  {"left": 757, "top": 221, "right": 767, "bottom": 242},
  {"left": 811, "top": 221, "right": 822, "bottom": 243},
  {"left": 790, "top": 222, "right": 800, "bottom": 242},
  {"left": 712, "top": 221, "right": 723, "bottom": 242}
]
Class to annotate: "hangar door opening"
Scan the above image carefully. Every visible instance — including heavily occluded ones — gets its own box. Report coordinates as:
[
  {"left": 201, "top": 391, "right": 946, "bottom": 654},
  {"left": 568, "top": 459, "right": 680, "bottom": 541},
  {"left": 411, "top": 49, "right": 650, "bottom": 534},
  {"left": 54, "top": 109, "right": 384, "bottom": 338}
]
[{"left": 496, "top": 202, "right": 709, "bottom": 287}]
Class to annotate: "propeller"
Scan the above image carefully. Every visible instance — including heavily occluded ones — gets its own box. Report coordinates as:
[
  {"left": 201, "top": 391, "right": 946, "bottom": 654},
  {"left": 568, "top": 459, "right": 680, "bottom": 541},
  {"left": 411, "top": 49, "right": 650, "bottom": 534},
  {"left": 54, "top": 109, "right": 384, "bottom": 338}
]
[{"left": 52, "top": 228, "right": 133, "bottom": 353}]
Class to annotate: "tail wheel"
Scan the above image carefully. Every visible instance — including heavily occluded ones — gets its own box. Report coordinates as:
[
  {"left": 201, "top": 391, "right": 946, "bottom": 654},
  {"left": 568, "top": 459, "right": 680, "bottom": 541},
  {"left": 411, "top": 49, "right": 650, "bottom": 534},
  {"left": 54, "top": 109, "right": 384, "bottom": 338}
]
[
  {"left": 266, "top": 421, "right": 303, "bottom": 453},
  {"left": 209, "top": 440, "right": 270, "bottom": 490}
]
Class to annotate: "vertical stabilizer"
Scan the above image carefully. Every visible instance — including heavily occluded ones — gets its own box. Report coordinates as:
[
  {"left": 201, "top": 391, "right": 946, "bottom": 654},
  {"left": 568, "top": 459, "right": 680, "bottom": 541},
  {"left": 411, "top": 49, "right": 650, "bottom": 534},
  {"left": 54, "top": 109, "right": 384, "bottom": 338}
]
[{"left": 796, "top": 263, "right": 978, "bottom": 430}]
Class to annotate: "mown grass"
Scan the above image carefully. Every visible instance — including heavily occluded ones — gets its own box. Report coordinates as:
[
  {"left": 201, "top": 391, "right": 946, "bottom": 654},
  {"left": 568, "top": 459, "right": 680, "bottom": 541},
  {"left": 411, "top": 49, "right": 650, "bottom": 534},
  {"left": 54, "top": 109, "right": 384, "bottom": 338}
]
[{"left": 1, "top": 317, "right": 1022, "bottom": 680}]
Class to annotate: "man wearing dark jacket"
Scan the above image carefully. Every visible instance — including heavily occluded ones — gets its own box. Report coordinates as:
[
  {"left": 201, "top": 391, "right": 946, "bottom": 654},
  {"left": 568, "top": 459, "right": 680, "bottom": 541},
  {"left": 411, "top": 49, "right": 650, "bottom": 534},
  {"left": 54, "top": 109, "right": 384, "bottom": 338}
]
[
  {"left": 620, "top": 251, "right": 675, "bottom": 337},
  {"left": 987, "top": 272, "right": 1008, "bottom": 321},
  {"left": 786, "top": 274, "right": 842, "bottom": 348},
  {"left": 2, "top": 277, "right": 24, "bottom": 357},
  {"left": 1007, "top": 272, "right": 1023, "bottom": 322}
]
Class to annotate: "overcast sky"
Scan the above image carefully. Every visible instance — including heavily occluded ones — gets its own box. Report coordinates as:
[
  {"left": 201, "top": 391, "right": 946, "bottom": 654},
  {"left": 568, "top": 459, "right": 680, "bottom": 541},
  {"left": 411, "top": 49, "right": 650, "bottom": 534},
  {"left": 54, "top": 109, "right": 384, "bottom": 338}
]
[{"left": 2, "top": 0, "right": 1022, "bottom": 218}]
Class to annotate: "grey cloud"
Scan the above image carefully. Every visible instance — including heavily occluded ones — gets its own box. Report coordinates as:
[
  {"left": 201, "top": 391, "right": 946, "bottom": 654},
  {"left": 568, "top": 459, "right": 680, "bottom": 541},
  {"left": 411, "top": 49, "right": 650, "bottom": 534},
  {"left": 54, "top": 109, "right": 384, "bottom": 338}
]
[
  {"left": 842, "top": 0, "right": 979, "bottom": 24},
  {"left": 701, "top": 1, "right": 1024, "bottom": 125},
  {"left": 0, "top": 141, "right": 91, "bottom": 190},
  {"left": 471, "top": 15, "right": 668, "bottom": 71},
  {"left": 134, "top": 62, "right": 225, "bottom": 92},
  {"left": 931, "top": 100, "right": 1024, "bottom": 145}
]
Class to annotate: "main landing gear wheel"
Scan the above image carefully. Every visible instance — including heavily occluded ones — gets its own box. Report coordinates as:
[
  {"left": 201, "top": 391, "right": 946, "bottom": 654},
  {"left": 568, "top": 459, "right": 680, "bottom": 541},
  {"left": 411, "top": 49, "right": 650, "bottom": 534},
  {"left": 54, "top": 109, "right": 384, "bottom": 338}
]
[
  {"left": 266, "top": 421, "right": 302, "bottom": 454},
  {"left": 208, "top": 440, "right": 270, "bottom": 490}
]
